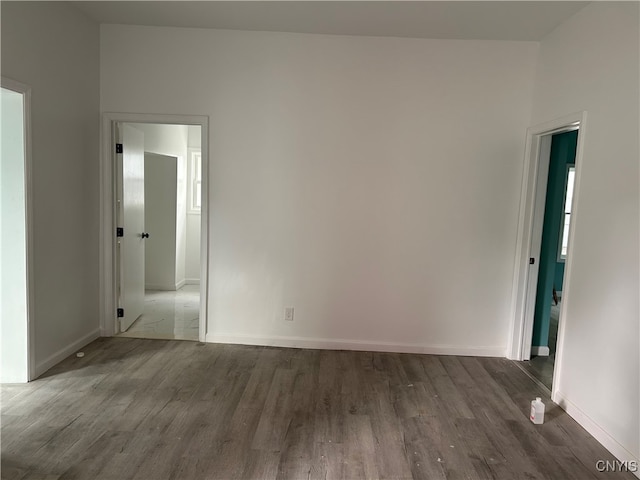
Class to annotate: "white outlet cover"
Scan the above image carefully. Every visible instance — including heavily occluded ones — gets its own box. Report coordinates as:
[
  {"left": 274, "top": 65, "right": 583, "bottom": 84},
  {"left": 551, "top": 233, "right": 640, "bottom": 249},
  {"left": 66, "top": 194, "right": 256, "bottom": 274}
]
[{"left": 285, "top": 307, "right": 294, "bottom": 321}]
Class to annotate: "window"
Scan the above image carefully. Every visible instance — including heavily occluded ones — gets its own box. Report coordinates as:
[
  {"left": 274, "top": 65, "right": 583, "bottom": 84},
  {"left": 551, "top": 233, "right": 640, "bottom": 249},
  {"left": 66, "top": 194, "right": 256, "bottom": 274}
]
[
  {"left": 558, "top": 165, "right": 575, "bottom": 261},
  {"left": 189, "top": 149, "right": 202, "bottom": 213}
]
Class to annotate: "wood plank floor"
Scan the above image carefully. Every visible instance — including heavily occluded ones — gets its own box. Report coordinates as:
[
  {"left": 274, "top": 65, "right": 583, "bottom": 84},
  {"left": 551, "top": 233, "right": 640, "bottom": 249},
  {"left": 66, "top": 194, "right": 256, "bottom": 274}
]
[{"left": 1, "top": 338, "right": 634, "bottom": 480}]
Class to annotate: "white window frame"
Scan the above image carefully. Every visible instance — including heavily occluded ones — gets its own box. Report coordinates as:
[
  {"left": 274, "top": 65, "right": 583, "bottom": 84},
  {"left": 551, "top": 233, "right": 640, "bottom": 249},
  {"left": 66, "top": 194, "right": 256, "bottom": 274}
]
[{"left": 557, "top": 164, "right": 576, "bottom": 262}]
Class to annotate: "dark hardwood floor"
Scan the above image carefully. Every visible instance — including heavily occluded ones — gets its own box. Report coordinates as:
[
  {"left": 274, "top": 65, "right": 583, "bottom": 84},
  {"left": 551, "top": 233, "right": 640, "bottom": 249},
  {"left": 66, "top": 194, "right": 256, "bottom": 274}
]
[{"left": 1, "top": 337, "right": 633, "bottom": 479}]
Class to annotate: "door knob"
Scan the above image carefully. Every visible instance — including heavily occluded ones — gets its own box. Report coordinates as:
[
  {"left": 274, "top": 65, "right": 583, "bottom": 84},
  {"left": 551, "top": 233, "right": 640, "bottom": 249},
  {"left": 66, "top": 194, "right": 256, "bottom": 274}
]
[{"left": 141, "top": 232, "right": 150, "bottom": 239}]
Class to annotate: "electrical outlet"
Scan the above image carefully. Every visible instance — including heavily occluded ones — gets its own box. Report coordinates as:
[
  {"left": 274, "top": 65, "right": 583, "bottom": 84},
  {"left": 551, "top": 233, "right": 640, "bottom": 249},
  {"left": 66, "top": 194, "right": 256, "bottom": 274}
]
[{"left": 284, "top": 307, "right": 294, "bottom": 321}]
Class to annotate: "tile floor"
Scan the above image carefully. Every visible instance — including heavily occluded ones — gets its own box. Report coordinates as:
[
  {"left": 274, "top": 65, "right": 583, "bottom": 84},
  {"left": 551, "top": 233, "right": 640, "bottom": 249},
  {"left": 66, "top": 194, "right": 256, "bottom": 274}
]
[{"left": 118, "top": 285, "right": 200, "bottom": 341}]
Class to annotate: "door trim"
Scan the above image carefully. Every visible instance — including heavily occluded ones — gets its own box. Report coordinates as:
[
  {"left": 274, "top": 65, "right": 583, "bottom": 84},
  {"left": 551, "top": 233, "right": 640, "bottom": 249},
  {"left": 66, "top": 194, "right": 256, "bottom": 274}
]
[
  {"left": 100, "top": 112, "right": 209, "bottom": 342},
  {"left": 1, "top": 77, "right": 36, "bottom": 381},
  {"left": 507, "top": 111, "right": 587, "bottom": 379}
]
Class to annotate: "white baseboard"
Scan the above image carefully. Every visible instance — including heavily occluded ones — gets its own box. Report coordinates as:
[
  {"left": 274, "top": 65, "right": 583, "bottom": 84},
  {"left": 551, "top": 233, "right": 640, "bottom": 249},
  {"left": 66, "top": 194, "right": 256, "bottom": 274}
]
[
  {"left": 553, "top": 390, "right": 640, "bottom": 478},
  {"left": 205, "top": 333, "right": 505, "bottom": 357},
  {"left": 531, "top": 346, "right": 550, "bottom": 356},
  {"left": 34, "top": 328, "right": 100, "bottom": 379},
  {"left": 145, "top": 283, "right": 177, "bottom": 291},
  {"left": 145, "top": 279, "right": 194, "bottom": 290}
]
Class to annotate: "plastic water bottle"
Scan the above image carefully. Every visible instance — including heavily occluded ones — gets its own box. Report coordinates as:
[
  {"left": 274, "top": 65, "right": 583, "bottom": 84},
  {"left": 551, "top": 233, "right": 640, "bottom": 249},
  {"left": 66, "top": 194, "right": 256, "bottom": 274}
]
[{"left": 530, "top": 397, "right": 545, "bottom": 424}]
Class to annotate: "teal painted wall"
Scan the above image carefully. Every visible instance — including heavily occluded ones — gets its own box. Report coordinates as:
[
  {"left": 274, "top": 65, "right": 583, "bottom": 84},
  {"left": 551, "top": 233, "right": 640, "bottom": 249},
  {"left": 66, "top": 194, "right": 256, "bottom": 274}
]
[
  {"left": 554, "top": 262, "right": 565, "bottom": 292},
  {"left": 531, "top": 130, "right": 577, "bottom": 349}
]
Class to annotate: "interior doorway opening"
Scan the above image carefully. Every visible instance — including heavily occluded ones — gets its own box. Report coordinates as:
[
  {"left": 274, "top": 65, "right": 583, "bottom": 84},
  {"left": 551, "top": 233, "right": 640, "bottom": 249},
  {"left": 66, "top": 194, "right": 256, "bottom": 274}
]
[
  {"left": 1, "top": 79, "right": 34, "bottom": 382},
  {"left": 522, "top": 130, "right": 578, "bottom": 390},
  {"left": 508, "top": 111, "right": 586, "bottom": 400},
  {"left": 100, "top": 113, "right": 208, "bottom": 344},
  {"left": 115, "top": 122, "right": 202, "bottom": 341}
]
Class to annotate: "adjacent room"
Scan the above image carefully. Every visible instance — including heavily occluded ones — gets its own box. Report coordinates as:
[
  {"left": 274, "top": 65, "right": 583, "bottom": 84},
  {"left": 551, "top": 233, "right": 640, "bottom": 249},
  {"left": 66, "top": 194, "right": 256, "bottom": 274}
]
[
  {"left": 115, "top": 122, "right": 202, "bottom": 342},
  {"left": 521, "top": 129, "right": 578, "bottom": 390},
  {"left": 1, "top": 1, "right": 638, "bottom": 479}
]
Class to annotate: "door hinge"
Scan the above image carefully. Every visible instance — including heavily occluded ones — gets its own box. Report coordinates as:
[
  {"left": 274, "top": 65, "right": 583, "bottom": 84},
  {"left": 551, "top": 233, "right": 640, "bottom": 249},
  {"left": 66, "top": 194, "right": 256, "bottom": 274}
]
[
  {"left": 529, "top": 258, "right": 535, "bottom": 265},
  {"left": 116, "top": 227, "right": 124, "bottom": 237},
  {"left": 116, "top": 143, "right": 123, "bottom": 154},
  {"left": 117, "top": 308, "right": 124, "bottom": 318}
]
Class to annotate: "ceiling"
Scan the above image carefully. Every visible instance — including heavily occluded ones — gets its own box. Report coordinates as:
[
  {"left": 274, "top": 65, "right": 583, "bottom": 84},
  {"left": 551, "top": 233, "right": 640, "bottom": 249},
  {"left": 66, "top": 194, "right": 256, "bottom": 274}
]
[{"left": 72, "top": 1, "right": 589, "bottom": 41}]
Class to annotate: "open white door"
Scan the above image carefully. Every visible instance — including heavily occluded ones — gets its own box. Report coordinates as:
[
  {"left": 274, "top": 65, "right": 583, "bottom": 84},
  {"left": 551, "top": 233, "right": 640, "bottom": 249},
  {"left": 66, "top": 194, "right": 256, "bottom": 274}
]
[{"left": 117, "top": 124, "right": 146, "bottom": 332}]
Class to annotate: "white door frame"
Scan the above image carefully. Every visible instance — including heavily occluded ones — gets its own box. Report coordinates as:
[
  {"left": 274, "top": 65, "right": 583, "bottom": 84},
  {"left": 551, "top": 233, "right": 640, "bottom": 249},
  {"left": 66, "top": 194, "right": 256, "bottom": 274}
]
[
  {"left": 507, "top": 111, "right": 587, "bottom": 390},
  {"left": 100, "top": 112, "right": 209, "bottom": 342},
  {"left": 1, "top": 77, "right": 36, "bottom": 381}
]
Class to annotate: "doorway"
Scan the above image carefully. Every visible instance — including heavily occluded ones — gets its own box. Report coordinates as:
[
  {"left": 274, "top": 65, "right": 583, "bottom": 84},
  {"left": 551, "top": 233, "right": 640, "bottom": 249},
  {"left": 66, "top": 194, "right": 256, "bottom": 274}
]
[
  {"left": 100, "top": 113, "right": 209, "bottom": 343},
  {"left": 1, "top": 79, "right": 35, "bottom": 382},
  {"left": 523, "top": 130, "right": 578, "bottom": 389},
  {"left": 115, "top": 123, "right": 202, "bottom": 341},
  {"left": 508, "top": 111, "right": 586, "bottom": 400}
]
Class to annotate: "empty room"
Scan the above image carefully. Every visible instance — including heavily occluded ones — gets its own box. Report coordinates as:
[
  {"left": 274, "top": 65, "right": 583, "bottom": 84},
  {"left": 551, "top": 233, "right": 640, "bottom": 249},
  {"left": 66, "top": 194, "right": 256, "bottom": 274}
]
[{"left": 1, "top": 1, "right": 638, "bottom": 479}]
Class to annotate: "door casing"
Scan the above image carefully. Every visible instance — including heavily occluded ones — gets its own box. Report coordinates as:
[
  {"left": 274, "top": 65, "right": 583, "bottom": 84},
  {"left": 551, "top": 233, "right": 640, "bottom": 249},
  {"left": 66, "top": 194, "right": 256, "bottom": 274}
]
[
  {"left": 100, "top": 112, "right": 209, "bottom": 342},
  {"left": 507, "top": 111, "right": 587, "bottom": 401}
]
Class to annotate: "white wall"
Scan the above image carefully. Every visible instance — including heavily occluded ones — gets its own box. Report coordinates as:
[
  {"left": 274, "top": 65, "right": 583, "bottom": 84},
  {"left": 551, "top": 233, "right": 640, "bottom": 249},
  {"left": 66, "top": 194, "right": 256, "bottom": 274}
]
[
  {"left": 188, "top": 125, "right": 201, "bottom": 149},
  {"left": 186, "top": 125, "right": 201, "bottom": 282},
  {"left": 101, "top": 25, "right": 538, "bottom": 354},
  {"left": 2, "top": 2, "right": 100, "bottom": 376},
  {"left": 132, "top": 123, "right": 188, "bottom": 288},
  {"left": 1, "top": 88, "right": 29, "bottom": 383},
  {"left": 531, "top": 2, "right": 639, "bottom": 466},
  {"left": 144, "top": 153, "right": 178, "bottom": 290}
]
